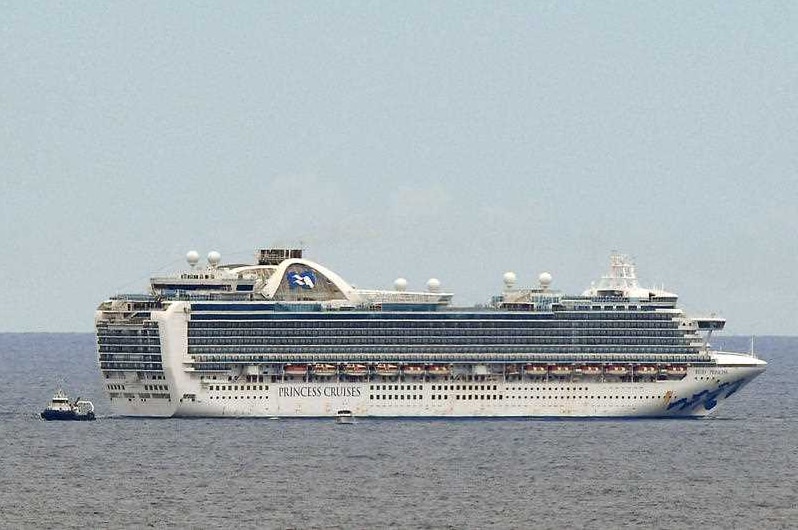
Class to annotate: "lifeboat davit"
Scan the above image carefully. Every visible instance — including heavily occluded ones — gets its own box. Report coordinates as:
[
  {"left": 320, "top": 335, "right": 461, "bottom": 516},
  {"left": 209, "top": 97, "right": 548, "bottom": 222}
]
[
  {"left": 284, "top": 364, "right": 308, "bottom": 376},
  {"left": 375, "top": 363, "right": 399, "bottom": 377},
  {"left": 312, "top": 364, "right": 337, "bottom": 376},
  {"left": 605, "top": 365, "right": 629, "bottom": 377},
  {"left": 344, "top": 364, "right": 368, "bottom": 377}
]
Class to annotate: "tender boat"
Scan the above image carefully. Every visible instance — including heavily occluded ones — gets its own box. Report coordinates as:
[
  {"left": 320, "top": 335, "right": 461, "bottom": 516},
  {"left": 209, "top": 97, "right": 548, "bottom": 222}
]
[
  {"left": 284, "top": 364, "right": 308, "bottom": 376},
  {"left": 666, "top": 365, "right": 688, "bottom": 377},
  {"left": 428, "top": 365, "right": 451, "bottom": 376},
  {"left": 523, "top": 364, "right": 548, "bottom": 376},
  {"left": 549, "top": 365, "right": 572, "bottom": 377},
  {"left": 312, "top": 364, "right": 337, "bottom": 376},
  {"left": 344, "top": 364, "right": 368, "bottom": 377},
  {"left": 635, "top": 365, "right": 658, "bottom": 376},
  {"left": 41, "top": 389, "right": 95, "bottom": 421},
  {"left": 375, "top": 363, "right": 399, "bottom": 377},
  {"left": 403, "top": 365, "right": 425, "bottom": 376},
  {"left": 605, "top": 365, "right": 629, "bottom": 377},
  {"left": 580, "top": 365, "right": 602, "bottom": 376}
]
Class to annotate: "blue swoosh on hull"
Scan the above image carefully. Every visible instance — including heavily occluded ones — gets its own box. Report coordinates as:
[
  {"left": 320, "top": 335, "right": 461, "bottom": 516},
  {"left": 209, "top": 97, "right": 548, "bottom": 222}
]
[{"left": 666, "top": 378, "right": 746, "bottom": 412}]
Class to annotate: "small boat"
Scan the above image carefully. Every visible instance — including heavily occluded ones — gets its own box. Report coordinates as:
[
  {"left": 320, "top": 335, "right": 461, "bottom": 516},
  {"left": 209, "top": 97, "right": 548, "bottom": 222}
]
[
  {"left": 375, "top": 363, "right": 399, "bottom": 377},
  {"left": 666, "top": 365, "right": 688, "bottom": 377},
  {"left": 312, "top": 364, "right": 337, "bottom": 376},
  {"left": 505, "top": 364, "right": 520, "bottom": 376},
  {"left": 580, "top": 365, "right": 602, "bottom": 375},
  {"left": 549, "top": 365, "right": 572, "bottom": 377},
  {"left": 284, "top": 364, "right": 308, "bottom": 376},
  {"left": 605, "top": 365, "right": 629, "bottom": 377},
  {"left": 635, "top": 365, "right": 657, "bottom": 376},
  {"left": 41, "top": 389, "right": 95, "bottom": 421},
  {"left": 335, "top": 410, "right": 355, "bottom": 424},
  {"left": 427, "top": 365, "right": 451, "bottom": 376},
  {"left": 344, "top": 364, "right": 368, "bottom": 377},
  {"left": 402, "top": 365, "right": 425, "bottom": 376},
  {"left": 523, "top": 364, "right": 548, "bottom": 375}
]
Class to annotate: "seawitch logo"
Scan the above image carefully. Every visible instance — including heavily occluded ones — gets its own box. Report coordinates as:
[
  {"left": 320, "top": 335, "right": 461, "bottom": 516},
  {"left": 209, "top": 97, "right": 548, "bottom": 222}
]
[{"left": 288, "top": 269, "right": 316, "bottom": 289}]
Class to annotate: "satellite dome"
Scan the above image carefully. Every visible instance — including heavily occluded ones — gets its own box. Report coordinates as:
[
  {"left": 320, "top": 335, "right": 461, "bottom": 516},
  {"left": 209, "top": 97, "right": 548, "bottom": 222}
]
[
  {"left": 503, "top": 271, "right": 517, "bottom": 288},
  {"left": 186, "top": 250, "right": 200, "bottom": 267},
  {"left": 539, "top": 272, "right": 553, "bottom": 288},
  {"left": 207, "top": 251, "right": 222, "bottom": 267},
  {"left": 426, "top": 278, "right": 441, "bottom": 292},
  {"left": 394, "top": 278, "right": 408, "bottom": 292}
]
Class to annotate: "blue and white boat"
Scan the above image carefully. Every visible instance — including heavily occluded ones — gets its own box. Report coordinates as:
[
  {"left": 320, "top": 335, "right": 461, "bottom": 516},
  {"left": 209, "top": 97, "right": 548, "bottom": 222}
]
[
  {"left": 41, "top": 389, "right": 95, "bottom": 421},
  {"left": 95, "top": 248, "right": 766, "bottom": 418}
]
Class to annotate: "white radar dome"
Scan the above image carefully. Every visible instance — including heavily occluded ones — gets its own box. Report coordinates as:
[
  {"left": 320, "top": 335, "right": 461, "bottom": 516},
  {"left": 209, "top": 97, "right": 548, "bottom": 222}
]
[
  {"left": 539, "top": 272, "right": 553, "bottom": 289},
  {"left": 186, "top": 250, "right": 200, "bottom": 267},
  {"left": 394, "top": 278, "right": 408, "bottom": 292},
  {"left": 503, "top": 271, "right": 517, "bottom": 288},
  {"left": 207, "top": 251, "right": 222, "bottom": 268},
  {"left": 426, "top": 278, "right": 441, "bottom": 292}
]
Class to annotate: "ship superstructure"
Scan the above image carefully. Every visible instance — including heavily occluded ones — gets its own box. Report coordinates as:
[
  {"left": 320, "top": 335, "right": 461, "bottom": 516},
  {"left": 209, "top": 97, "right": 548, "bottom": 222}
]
[{"left": 96, "top": 248, "right": 765, "bottom": 418}]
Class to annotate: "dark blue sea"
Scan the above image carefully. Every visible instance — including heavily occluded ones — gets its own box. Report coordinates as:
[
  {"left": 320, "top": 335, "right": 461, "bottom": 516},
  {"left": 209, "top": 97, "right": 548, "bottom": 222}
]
[{"left": 0, "top": 334, "right": 795, "bottom": 529}]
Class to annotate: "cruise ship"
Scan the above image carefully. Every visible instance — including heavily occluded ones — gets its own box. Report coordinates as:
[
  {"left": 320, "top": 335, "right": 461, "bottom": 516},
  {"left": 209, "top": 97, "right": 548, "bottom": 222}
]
[{"left": 96, "top": 248, "right": 766, "bottom": 418}]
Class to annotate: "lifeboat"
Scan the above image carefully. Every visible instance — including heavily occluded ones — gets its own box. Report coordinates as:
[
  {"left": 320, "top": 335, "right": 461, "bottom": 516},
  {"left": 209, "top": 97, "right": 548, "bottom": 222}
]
[
  {"left": 375, "top": 363, "right": 399, "bottom": 377},
  {"left": 344, "top": 364, "right": 368, "bottom": 377},
  {"left": 635, "top": 365, "right": 657, "bottom": 376},
  {"left": 284, "top": 364, "right": 308, "bottom": 376},
  {"left": 580, "top": 365, "right": 602, "bottom": 375},
  {"left": 505, "top": 364, "right": 520, "bottom": 376},
  {"left": 605, "top": 365, "right": 629, "bottom": 377},
  {"left": 523, "top": 364, "right": 548, "bottom": 375},
  {"left": 402, "top": 365, "right": 425, "bottom": 376},
  {"left": 428, "top": 365, "right": 451, "bottom": 376},
  {"left": 312, "top": 364, "right": 337, "bottom": 376},
  {"left": 666, "top": 365, "right": 688, "bottom": 377},
  {"left": 549, "top": 365, "right": 572, "bottom": 377}
]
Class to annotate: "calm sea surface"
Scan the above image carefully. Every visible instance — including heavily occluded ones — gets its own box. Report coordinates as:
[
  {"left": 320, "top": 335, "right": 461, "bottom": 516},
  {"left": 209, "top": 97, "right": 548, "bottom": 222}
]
[{"left": 0, "top": 334, "right": 795, "bottom": 529}]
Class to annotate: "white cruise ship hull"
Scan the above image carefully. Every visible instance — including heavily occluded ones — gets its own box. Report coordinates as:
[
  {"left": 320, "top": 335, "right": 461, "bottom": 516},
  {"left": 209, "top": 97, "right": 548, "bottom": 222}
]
[{"left": 105, "top": 354, "right": 765, "bottom": 419}]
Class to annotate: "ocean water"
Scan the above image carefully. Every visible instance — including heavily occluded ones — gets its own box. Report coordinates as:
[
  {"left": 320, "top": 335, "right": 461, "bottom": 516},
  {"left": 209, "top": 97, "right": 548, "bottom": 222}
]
[{"left": 0, "top": 334, "right": 795, "bottom": 529}]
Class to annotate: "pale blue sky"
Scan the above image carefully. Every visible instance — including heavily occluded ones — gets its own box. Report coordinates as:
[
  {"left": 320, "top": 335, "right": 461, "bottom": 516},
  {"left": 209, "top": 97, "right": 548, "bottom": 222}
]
[{"left": 1, "top": 3, "right": 796, "bottom": 334}]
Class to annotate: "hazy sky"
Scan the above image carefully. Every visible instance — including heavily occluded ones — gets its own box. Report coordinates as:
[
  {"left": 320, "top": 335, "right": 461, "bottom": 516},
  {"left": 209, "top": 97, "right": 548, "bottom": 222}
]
[{"left": 2, "top": 3, "right": 796, "bottom": 334}]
